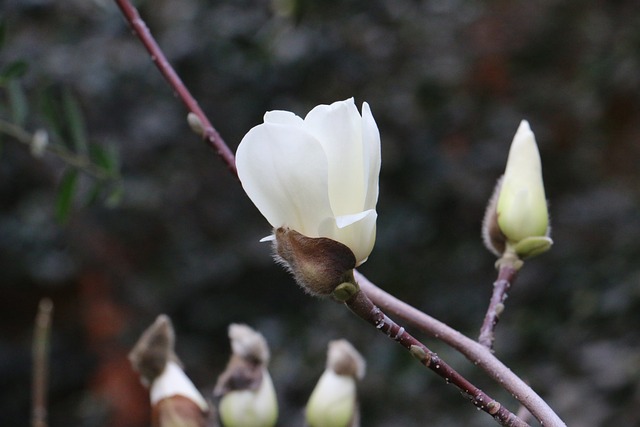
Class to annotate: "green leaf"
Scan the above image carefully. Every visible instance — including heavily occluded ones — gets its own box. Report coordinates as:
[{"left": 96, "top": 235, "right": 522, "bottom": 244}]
[
  {"left": 55, "top": 169, "right": 79, "bottom": 223},
  {"left": 39, "top": 87, "right": 64, "bottom": 142},
  {"left": 84, "top": 181, "right": 103, "bottom": 207},
  {"left": 0, "top": 60, "right": 29, "bottom": 83},
  {"left": 62, "top": 90, "right": 87, "bottom": 154},
  {"left": 89, "top": 142, "right": 119, "bottom": 176},
  {"left": 8, "top": 80, "right": 28, "bottom": 127}
]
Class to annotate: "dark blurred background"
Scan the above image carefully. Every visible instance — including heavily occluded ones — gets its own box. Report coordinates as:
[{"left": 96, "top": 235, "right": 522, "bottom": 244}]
[{"left": 1, "top": 0, "right": 639, "bottom": 426}]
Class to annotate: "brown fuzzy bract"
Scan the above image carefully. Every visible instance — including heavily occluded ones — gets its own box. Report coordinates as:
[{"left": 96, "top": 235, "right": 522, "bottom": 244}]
[{"left": 273, "top": 227, "right": 356, "bottom": 297}]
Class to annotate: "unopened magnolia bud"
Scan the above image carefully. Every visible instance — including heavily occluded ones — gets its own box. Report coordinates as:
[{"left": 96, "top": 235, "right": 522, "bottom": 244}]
[
  {"left": 306, "top": 340, "right": 365, "bottom": 427},
  {"left": 326, "top": 340, "right": 366, "bottom": 380},
  {"left": 497, "top": 121, "right": 550, "bottom": 245},
  {"left": 273, "top": 227, "right": 357, "bottom": 297},
  {"left": 483, "top": 121, "right": 553, "bottom": 260},
  {"left": 130, "top": 316, "right": 212, "bottom": 426},
  {"left": 215, "top": 324, "right": 278, "bottom": 427}
]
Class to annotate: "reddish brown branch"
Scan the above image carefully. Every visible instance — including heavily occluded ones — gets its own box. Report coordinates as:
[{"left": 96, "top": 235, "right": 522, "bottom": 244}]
[
  {"left": 479, "top": 265, "right": 519, "bottom": 349},
  {"left": 113, "top": 0, "right": 237, "bottom": 177},
  {"left": 345, "top": 289, "right": 528, "bottom": 426},
  {"left": 356, "top": 271, "right": 567, "bottom": 427},
  {"left": 32, "top": 298, "right": 54, "bottom": 427}
]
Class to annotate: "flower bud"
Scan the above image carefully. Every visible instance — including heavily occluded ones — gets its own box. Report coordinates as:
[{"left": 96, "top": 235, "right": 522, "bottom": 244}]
[
  {"left": 306, "top": 340, "right": 365, "bottom": 427},
  {"left": 484, "top": 120, "right": 553, "bottom": 259},
  {"left": 497, "top": 120, "right": 549, "bottom": 242},
  {"left": 273, "top": 227, "right": 357, "bottom": 297},
  {"left": 215, "top": 324, "right": 278, "bottom": 427},
  {"left": 129, "top": 315, "right": 211, "bottom": 427}
]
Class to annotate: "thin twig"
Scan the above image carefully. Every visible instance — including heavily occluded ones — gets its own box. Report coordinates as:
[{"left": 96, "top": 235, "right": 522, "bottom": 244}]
[
  {"left": 479, "top": 264, "right": 518, "bottom": 349},
  {"left": 345, "top": 288, "right": 529, "bottom": 427},
  {"left": 355, "top": 270, "right": 567, "bottom": 427},
  {"left": 0, "top": 119, "right": 115, "bottom": 181},
  {"left": 112, "top": 0, "right": 237, "bottom": 177},
  {"left": 32, "top": 298, "right": 54, "bottom": 427}
]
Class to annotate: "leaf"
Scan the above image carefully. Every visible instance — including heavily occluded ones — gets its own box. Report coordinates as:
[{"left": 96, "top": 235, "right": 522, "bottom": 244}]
[
  {"left": 0, "top": 60, "right": 29, "bottom": 83},
  {"left": 55, "top": 169, "right": 79, "bottom": 223},
  {"left": 84, "top": 181, "right": 103, "bottom": 207},
  {"left": 8, "top": 79, "right": 28, "bottom": 127},
  {"left": 89, "top": 142, "right": 120, "bottom": 176},
  {"left": 62, "top": 90, "right": 87, "bottom": 154},
  {"left": 39, "top": 86, "right": 64, "bottom": 142}
]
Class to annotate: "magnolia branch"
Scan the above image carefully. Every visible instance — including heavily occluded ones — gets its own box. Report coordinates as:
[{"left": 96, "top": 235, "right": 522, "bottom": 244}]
[
  {"left": 113, "top": 0, "right": 237, "bottom": 177},
  {"left": 344, "top": 288, "right": 528, "bottom": 427},
  {"left": 111, "top": 1, "right": 566, "bottom": 425},
  {"left": 355, "top": 270, "right": 566, "bottom": 427},
  {"left": 32, "top": 298, "right": 53, "bottom": 427},
  {"left": 479, "top": 264, "right": 519, "bottom": 349}
]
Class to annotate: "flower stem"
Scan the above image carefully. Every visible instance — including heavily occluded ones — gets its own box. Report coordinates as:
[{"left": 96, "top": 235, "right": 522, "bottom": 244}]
[
  {"left": 344, "top": 288, "right": 529, "bottom": 427},
  {"left": 479, "top": 263, "right": 519, "bottom": 350},
  {"left": 112, "top": 0, "right": 237, "bottom": 177}
]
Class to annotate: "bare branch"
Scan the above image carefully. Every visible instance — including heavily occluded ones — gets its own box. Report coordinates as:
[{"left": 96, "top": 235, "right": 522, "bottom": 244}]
[
  {"left": 345, "top": 288, "right": 529, "bottom": 426},
  {"left": 355, "top": 270, "right": 566, "bottom": 427},
  {"left": 479, "top": 264, "right": 518, "bottom": 350},
  {"left": 32, "top": 298, "right": 54, "bottom": 427},
  {"left": 113, "top": 0, "right": 237, "bottom": 177}
]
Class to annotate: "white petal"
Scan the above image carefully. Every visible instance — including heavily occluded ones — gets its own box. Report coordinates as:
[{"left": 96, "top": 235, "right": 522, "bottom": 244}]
[
  {"left": 264, "top": 110, "right": 304, "bottom": 126},
  {"left": 150, "top": 362, "right": 208, "bottom": 411},
  {"left": 236, "top": 122, "right": 334, "bottom": 237},
  {"left": 319, "top": 209, "right": 377, "bottom": 265},
  {"left": 360, "top": 102, "right": 381, "bottom": 211},
  {"left": 304, "top": 99, "right": 367, "bottom": 216}
]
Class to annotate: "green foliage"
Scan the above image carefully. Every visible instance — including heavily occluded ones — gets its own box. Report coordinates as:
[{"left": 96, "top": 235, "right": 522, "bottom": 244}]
[
  {"left": 62, "top": 89, "right": 88, "bottom": 154},
  {"left": 55, "top": 169, "right": 79, "bottom": 223},
  {"left": 0, "top": 21, "right": 122, "bottom": 222},
  {"left": 7, "top": 80, "right": 28, "bottom": 126}
]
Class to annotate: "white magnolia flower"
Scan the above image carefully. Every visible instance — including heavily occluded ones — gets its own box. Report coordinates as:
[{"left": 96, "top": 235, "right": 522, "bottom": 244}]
[
  {"left": 236, "top": 98, "right": 381, "bottom": 265},
  {"left": 497, "top": 120, "right": 549, "bottom": 244}
]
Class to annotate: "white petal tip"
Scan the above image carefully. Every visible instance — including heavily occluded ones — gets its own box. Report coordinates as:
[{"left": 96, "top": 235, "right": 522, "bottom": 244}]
[{"left": 517, "top": 120, "right": 532, "bottom": 133}]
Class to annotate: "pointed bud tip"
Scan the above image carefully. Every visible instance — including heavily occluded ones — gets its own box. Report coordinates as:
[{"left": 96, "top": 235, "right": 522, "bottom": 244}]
[
  {"left": 129, "top": 314, "right": 177, "bottom": 385},
  {"left": 327, "top": 339, "right": 366, "bottom": 380},
  {"left": 228, "top": 323, "right": 270, "bottom": 364}
]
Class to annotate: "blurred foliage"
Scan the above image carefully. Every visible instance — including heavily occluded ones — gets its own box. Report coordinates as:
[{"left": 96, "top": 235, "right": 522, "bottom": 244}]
[
  {"left": 1, "top": 1, "right": 639, "bottom": 426},
  {"left": 0, "top": 19, "right": 122, "bottom": 223}
]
